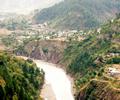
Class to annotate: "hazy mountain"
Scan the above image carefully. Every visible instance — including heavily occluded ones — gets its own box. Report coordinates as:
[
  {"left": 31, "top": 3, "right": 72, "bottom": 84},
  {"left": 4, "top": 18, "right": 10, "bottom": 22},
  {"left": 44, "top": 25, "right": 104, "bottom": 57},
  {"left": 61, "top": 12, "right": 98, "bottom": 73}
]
[
  {"left": 0, "top": 0, "right": 63, "bottom": 14},
  {"left": 34, "top": 0, "right": 120, "bottom": 30}
]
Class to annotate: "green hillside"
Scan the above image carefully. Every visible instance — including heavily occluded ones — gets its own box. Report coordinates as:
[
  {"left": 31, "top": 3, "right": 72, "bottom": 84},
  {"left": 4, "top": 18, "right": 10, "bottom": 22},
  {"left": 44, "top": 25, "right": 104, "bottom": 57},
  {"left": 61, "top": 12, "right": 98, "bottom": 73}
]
[
  {"left": 62, "top": 17, "right": 120, "bottom": 99},
  {"left": 76, "top": 80, "right": 120, "bottom": 100},
  {"left": 0, "top": 51, "right": 44, "bottom": 100},
  {"left": 34, "top": 0, "right": 120, "bottom": 30}
]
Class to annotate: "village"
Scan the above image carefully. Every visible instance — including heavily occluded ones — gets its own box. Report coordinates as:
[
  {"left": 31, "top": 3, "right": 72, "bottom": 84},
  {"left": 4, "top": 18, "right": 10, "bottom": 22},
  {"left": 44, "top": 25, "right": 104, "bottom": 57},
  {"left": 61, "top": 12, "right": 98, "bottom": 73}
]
[{"left": 0, "top": 21, "right": 87, "bottom": 47}]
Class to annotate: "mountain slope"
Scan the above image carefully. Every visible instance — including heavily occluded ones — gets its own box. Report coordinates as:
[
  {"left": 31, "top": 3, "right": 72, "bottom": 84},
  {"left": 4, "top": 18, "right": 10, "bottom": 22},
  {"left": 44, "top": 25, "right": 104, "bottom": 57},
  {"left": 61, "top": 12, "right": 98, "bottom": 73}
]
[
  {"left": 62, "top": 17, "right": 120, "bottom": 99},
  {"left": 76, "top": 80, "right": 120, "bottom": 100},
  {"left": 0, "top": 51, "right": 44, "bottom": 100},
  {"left": 34, "top": 0, "right": 120, "bottom": 30}
]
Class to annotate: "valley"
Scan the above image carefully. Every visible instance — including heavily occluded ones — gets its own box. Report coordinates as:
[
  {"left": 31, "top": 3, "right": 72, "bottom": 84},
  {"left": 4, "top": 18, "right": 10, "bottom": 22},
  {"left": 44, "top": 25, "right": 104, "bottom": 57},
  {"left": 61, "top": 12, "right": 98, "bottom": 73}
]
[{"left": 0, "top": 0, "right": 120, "bottom": 100}]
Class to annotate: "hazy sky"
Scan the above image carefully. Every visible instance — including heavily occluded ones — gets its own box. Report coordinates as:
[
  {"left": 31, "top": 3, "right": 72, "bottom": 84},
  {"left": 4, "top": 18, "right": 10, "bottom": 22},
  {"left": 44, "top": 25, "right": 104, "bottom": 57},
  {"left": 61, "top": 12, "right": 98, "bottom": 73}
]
[{"left": 0, "top": 0, "right": 63, "bottom": 14}]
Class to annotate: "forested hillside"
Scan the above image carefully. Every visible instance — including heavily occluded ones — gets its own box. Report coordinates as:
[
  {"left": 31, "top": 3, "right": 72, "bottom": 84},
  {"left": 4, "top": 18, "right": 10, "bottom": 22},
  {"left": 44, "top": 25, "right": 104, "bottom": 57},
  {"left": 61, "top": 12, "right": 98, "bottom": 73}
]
[
  {"left": 62, "top": 16, "right": 120, "bottom": 99},
  {"left": 34, "top": 0, "right": 120, "bottom": 30},
  {"left": 0, "top": 51, "right": 44, "bottom": 100}
]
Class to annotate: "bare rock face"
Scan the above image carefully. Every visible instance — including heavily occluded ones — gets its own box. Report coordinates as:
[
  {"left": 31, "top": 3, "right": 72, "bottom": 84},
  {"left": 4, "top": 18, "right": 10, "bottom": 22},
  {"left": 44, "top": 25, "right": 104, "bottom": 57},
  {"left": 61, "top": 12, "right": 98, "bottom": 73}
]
[{"left": 16, "top": 40, "right": 67, "bottom": 64}]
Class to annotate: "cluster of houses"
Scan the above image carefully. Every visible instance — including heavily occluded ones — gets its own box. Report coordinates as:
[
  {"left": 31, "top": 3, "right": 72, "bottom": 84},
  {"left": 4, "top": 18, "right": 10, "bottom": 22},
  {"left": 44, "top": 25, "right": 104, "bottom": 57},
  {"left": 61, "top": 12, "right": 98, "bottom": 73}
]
[
  {"left": 25, "top": 23, "right": 86, "bottom": 41},
  {"left": 6, "top": 22, "right": 88, "bottom": 46}
]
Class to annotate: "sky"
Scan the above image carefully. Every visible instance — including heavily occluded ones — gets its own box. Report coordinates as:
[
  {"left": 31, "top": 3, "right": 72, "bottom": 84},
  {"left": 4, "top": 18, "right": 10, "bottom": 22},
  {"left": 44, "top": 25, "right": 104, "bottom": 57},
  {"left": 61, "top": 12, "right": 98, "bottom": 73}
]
[{"left": 0, "top": 0, "right": 63, "bottom": 14}]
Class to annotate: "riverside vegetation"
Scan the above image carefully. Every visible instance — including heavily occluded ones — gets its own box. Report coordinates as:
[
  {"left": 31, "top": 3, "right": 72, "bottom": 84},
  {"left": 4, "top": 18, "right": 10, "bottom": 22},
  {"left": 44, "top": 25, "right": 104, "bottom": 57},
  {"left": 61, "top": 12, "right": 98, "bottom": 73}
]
[{"left": 0, "top": 51, "right": 44, "bottom": 100}]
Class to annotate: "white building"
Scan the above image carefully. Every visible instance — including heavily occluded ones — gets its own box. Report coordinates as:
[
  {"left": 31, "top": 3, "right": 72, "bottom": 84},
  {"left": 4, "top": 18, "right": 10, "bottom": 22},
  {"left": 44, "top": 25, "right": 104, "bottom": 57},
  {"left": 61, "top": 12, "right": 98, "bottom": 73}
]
[{"left": 108, "top": 67, "right": 120, "bottom": 76}]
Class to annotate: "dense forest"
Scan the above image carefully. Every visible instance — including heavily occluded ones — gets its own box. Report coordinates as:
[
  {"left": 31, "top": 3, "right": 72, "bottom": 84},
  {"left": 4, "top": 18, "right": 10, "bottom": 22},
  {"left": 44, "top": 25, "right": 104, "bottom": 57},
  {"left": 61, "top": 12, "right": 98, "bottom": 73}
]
[
  {"left": 34, "top": 0, "right": 120, "bottom": 30},
  {"left": 0, "top": 51, "right": 44, "bottom": 100}
]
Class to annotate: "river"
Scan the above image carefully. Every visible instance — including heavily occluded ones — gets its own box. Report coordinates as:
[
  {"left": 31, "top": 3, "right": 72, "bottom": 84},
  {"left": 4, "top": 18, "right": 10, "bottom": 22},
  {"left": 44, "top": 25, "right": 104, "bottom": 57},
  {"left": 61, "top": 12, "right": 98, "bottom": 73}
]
[{"left": 34, "top": 60, "right": 74, "bottom": 100}]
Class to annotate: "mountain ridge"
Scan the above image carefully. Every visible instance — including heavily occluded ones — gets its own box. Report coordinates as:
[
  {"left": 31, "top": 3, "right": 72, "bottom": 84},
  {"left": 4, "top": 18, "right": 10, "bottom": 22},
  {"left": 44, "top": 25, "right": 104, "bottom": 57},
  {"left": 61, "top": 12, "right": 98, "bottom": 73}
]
[{"left": 34, "top": 0, "right": 120, "bottom": 30}]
